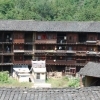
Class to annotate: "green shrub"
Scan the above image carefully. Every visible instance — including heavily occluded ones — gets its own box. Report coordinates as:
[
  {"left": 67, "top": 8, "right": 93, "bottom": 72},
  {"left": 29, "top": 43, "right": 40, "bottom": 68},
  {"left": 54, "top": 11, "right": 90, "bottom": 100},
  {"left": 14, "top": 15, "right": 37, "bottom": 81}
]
[
  {"left": 0, "top": 71, "right": 9, "bottom": 83},
  {"left": 67, "top": 78, "right": 80, "bottom": 87}
]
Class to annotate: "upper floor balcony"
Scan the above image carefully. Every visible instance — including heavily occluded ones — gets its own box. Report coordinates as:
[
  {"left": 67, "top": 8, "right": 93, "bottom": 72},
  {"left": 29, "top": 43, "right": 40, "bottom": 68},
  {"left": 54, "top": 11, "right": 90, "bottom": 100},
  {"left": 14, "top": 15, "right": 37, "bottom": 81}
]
[{"left": 13, "top": 39, "right": 24, "bottom": 43}]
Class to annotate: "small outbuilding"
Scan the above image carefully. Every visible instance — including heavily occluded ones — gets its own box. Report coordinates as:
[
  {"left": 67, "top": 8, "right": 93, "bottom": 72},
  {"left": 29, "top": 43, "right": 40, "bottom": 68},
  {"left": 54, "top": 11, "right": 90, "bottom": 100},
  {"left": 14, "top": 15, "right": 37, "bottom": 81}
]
[
  {"left": 79, "top": 62, "right": 100, "bottom": 87},
  {"left": 13, "top": 65, "right": 30, "bottom": 82},
  {"left": 31, "top": 61, "right": 46, "bottom": 83}
]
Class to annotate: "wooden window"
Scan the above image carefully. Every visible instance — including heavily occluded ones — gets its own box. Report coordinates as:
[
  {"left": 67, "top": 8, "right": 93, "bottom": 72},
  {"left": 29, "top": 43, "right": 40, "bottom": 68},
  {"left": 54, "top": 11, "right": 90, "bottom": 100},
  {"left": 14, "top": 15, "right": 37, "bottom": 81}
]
[
  {"left": 53, "top": 35, "right": 56, "bottom": 39},
  {"left": 47, "top": 34, "right": 52, "bottom": 39},
  {"left": 14, "top": 56, "right": 23, "bottom": 61},
  {"left": 42, "top": 34, "right": 46, "bottom": 39},
  {"left": 69, "top": 36, "right": 72, "bottom": 40},
  {"left": 18, "top": 34, "right": 24, "bottom": 39},
  {"left": 70, "top": 67, "right": 76, "bottom": 74},
  {"left": 68, "top": 47, "right": 72, "bottom": 50},
  {"left": 90, "top": 36, "right": 94, "bottom": 40},
  {"left": 37, "top": 35, "right": 41, "bottom": 40},
  {"left": 14, "top": 44, "right": 23, "bottom": 50},
  {"left": 67, "top": 57, "right": 72, "bottom": 60},
  {"left": 14, "top": 33, "right": 24, "bottom": 39}
]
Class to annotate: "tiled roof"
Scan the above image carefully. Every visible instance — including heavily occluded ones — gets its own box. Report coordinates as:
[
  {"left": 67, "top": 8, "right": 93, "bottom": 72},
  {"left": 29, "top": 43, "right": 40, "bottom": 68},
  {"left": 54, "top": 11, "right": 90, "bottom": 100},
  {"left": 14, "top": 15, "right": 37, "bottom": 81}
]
[
  {"left": 79, "top": 62, "right": 100, "bottom": 77},
  {"left": 0, "top": 20, "right": 100, "bottom": 32},
  {"left": 0, "top": 87, "right": 100, "bottom": 100}
]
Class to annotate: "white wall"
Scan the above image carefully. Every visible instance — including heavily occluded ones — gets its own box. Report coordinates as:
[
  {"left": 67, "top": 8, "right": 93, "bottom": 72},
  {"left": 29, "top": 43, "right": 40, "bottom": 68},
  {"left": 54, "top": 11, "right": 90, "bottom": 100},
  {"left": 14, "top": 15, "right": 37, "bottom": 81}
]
[
  {"left": 18, "top": 75, "right": 29, "bottom": 82},
  {"left": 33, "top": 73, "right": 46, "bottom": 80}
]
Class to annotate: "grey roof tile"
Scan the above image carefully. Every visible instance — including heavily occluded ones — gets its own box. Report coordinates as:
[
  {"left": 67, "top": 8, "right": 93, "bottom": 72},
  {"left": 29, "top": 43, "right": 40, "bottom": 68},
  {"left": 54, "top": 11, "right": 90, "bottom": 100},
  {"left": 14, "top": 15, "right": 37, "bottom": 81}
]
[
  {"left": 79, "top": 62, "right": 100, "bottom": 77},
  {"left": 0, "top": 20, "right": 100, "bottom": 32},
  {"left": 0, "top": 87, "right": 100, "bottom": 100}
]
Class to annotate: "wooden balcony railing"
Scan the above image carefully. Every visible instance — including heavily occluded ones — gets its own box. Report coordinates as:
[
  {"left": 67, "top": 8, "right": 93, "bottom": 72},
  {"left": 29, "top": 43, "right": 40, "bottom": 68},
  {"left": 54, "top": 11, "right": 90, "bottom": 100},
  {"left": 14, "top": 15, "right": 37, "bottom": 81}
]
[
  {"left": 46, "top": 60, "right": 76, "bottom": 65},
  {"left": 86, "top": 40, "right": 97, "bottom": 43},
  {"left": 24, "top": 60, "right": 31, "bottom": 64},
  {"left": 13, "top": 50, "right": 24, "bottom": 53},
  {"left": 56, "top": 50, "right": 66, "bottom": 53},
  {"left": 76, "top": 51, "right": 86, "bottom": 56},
  {"left": 13, "top": 39, "right": 24, "bottom": 43},
  {"left": 24, "top": 50, "right": 33, "bottom": 53},
  {"left": 35, "top": 39, "right": 56, "bottom": 44},
  {"left": 13, "top": 60, "right": 31, "bottom": 64},
  {"left": 34, "top": 50, "right": 70, "bottom": 53}
]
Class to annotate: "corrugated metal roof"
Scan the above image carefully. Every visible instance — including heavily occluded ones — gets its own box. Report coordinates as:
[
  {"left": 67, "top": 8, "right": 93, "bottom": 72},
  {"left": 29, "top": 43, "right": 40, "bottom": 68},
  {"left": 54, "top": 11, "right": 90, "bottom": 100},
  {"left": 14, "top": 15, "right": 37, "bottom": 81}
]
[
  {"left": 79, "top": 62, "right": 100, "bottom": 77},
  {"left": 0, "top": 20, "right": 100, "bottom": 32}
]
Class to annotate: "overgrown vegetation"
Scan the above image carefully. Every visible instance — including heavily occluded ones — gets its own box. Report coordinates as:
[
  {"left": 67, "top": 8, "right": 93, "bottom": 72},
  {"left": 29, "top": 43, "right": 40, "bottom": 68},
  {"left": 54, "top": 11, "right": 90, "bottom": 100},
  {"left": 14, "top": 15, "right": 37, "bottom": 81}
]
[
  {"left": 0, "top": 71, "right": 9, "bottom": 83},
  {"left": 0, "top": 0, "right": 100, "bottom": 21},
  {"left": 46, "top": 76, "right": 80, "bottom": 88},
  {"left": 0, "top": 71, "right": 33, "bottom": 88}
]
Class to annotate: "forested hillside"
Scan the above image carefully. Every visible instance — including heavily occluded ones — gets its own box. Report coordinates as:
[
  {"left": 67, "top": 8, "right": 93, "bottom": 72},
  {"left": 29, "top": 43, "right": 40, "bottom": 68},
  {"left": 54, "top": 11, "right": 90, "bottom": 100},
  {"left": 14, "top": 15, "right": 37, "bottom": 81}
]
[{"left": 0, "top": 0, "right": 100, "bottom": 21}]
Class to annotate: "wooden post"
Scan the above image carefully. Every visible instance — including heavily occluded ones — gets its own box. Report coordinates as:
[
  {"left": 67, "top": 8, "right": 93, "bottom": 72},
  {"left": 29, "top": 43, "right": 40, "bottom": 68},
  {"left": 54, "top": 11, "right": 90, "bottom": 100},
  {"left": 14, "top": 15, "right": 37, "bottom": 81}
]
[{"left": 80, "top": 75, "right": 84, "bottom": 87}]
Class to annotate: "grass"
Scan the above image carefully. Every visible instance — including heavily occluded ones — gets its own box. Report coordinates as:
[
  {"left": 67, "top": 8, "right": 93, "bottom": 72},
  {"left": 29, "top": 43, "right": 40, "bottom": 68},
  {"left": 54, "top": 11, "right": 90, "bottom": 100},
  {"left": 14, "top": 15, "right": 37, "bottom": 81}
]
[
  {"left": 46, "top": 76, "right": 80, "bottom": 88},
  {"left": 0, "top": 71, "right": 79, "bottom": 88},
  {"left": 0, "top": 77, "right": 33, "bottom": 88}
]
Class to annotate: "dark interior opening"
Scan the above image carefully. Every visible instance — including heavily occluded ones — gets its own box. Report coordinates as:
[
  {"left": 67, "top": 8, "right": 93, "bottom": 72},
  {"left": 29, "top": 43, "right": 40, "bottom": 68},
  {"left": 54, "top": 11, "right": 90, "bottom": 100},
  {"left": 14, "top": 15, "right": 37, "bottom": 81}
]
[
  {"left": 0, "top": 65, "right": 12, "bottom": 73},
  {"left": 90, "top": 77, "right": 100, "bottom": 86},
  {"left": 78, "top": 33, "right": 87, "bottom": 42}
]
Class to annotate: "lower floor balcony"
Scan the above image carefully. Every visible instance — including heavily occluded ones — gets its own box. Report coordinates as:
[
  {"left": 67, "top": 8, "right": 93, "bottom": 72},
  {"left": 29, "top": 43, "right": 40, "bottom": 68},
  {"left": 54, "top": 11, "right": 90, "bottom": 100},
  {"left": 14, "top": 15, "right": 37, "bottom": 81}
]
[
  {"left": 46, "top": 60, "right": 76, "bottom": 65},
  {"left": 13, "top": 60, "right": 31, "bottom": 65},
  {"left": 0, "top": 63, "right": 13, "bottom": 65}
]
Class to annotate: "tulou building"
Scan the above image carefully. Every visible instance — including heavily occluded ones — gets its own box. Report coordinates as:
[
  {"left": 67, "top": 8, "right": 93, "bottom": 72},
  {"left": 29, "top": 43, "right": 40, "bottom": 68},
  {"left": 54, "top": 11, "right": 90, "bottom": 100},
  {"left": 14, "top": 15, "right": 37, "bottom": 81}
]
[{"left": 0, "top": 20, "right": 100, "bottom": 75}]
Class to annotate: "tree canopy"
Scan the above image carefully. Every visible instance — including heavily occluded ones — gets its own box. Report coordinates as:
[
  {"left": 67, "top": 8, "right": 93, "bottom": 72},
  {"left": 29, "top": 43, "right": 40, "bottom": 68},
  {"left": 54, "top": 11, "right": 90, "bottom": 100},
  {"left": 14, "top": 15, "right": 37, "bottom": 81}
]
[{"left": 0, "top": 0, "right": 100, "bottom": 21}]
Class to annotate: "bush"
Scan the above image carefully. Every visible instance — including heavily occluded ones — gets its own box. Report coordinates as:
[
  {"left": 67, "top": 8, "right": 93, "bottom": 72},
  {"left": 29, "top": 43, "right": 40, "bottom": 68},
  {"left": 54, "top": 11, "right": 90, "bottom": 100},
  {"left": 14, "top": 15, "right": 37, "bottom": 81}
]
[
  {"left": 0, "top": 71, "right": 9, "bottom": 83},
  {"left": 67, "top": 78, "right": 80, "bottom": 87}
]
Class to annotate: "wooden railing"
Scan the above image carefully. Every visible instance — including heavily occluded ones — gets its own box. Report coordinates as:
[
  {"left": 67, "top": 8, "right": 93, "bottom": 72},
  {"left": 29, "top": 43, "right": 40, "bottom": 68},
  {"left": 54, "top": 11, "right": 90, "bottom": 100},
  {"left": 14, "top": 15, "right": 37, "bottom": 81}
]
[
  {"left": 13, "top": 60, "right": 31, "bottom": 64},
  {"left": 24, "top": 60, "right": 31, "bottom": 64},
  {"left": 46, "top": 60, "right": 76, "bottom": 65},
  {"left": 13, "top": 50, "right": 24, "bottom": 53},
  {"left": 35, "top": 39, "right": 57, "bottom": 44},
  {"left": 76, "top": 51, "right": 86, "bottom": 56},
  {"left": 13, "top": 39, "right": 24, "bottom": 43},
  {"left": 24, "top": 50, "right": 33, "bottom": 52}
]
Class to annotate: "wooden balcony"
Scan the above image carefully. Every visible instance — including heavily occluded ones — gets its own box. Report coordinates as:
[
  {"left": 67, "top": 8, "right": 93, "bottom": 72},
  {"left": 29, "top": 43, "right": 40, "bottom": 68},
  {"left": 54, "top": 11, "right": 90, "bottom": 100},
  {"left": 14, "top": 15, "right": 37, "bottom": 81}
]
[
  {"left": 24, "top": 60, "right": 31, "bottom": 64},
  {"left": 13, "top": 50, "right": 24, "bottom": 53},
  {"left": 13, "top": 39, "right": 24, "bottom": 43},
  {"left": 13, "top": 60, "right": 31, "bottom": 65},
  {"left": 3, "top": 51, "right": 13, "bottom": 55},
  {"left": 66, "top": 50, "right": 76, "bottom": 53},
  {"left": 24, "top": 50, "right": 33, "bottom": 54},
  {"left": 24, "top": 50, "right": 33, "bottom": 53},
  {"left": 46, "top": 60, "right": 76, "bottom": 65},
  {"left": 56, "top": 50, "right": 66, "bottom": 53},
  {"left": 86, "top": 40, "right": 97, "bottom": 44},
  {"left": 0, "top": 63, "right": 13, "bottom": 65},
  {"left": 13, "top": 61, "right": 24, "bottom": 64},
  {"left": 35, "top": 39, "right": 56, "bottom": 44},
  {"left": 76, "top": 51, "right": 86, "bottom": 56},
  {"left": 34, "top": 50, "right": 46, "bottom": 53},
  {"left": 86, "top": 51, "right": 97, "bottom": 56},
  {"left": 34, "top": 50, "right": 67, "bottom": 53}
]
